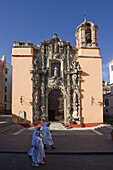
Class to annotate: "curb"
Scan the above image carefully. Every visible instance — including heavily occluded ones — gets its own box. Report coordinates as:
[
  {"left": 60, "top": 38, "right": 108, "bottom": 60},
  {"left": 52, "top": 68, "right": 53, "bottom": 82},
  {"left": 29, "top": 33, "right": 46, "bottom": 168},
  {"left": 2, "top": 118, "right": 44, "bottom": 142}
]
[{"left": 1, "top": 151, "right": 113, "bottom": 155}]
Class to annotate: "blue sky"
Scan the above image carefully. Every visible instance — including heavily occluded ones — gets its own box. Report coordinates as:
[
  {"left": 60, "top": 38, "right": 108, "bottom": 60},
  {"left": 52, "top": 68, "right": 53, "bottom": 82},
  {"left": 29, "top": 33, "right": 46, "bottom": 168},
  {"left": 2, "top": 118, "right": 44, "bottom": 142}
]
[{"left": 0, "top": 0, "right": 113, "bottom": 82}]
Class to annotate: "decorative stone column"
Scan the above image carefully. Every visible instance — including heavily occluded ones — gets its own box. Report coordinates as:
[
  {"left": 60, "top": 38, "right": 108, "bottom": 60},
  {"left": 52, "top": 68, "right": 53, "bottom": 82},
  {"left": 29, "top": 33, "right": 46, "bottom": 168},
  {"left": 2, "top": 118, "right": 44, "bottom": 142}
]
[
  {"left": 72, "top": 87, "right": 78, "bottom": 119},
  {"left": 77, "top": 69, "right": 81, "bottom": 123},
  {"left": 91, "top": 26, "right": 98, "bottom": 47},
  {"left": 66, "top": 41, "right": 71, "bottom": 117},
  {"left": 72, "top": 72, "right": 78, "bottom": 119},
  {"left": 40, "top": 40, "right": 46, "bottom": 116},
  {"left": 34, "top": 73, "right": 40, "bottom": 120},
  {"left": 67, "top": 41, "right": 70, "bottom": 72},
  {"left": 41, "top": 75, "right": 45, "bottom": 115},
  {"left": 81, "top": 27, "right": 86, "bottom": 47},
  {"left": 41, "top": 40, "right": 45, "bottom": 70}
]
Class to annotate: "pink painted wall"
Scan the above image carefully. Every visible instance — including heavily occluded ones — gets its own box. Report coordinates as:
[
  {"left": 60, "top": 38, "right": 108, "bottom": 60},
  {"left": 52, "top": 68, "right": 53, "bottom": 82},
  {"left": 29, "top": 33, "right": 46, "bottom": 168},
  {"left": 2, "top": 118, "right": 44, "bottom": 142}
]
[
  {"left": 12, "top": 51, "right": 33, "bottom": 122},
  {"left": 78, "top": 55, "right": 103, "bottom": 124}
]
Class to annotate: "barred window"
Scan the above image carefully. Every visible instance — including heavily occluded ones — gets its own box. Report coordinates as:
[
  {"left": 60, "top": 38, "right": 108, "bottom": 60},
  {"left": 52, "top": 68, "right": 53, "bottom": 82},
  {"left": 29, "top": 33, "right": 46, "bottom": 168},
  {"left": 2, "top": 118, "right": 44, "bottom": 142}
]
[{"left": 105, "top": 99, "right": 109, "bottom": 106}]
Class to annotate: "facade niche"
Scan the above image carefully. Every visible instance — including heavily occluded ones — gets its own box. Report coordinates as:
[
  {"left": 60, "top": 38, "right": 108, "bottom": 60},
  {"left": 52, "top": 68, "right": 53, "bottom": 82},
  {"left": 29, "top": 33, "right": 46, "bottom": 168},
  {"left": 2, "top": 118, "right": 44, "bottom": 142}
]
[{"left": 51, "top": 63, "right": 60, "bottom": 77}]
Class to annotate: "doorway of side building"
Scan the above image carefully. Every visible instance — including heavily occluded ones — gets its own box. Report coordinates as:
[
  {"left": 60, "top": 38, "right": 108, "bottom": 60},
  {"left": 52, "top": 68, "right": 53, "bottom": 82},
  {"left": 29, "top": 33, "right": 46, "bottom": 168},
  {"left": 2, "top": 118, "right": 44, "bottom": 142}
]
[{"left": 48, "top": 89, "right": 64, "bottom": 121}]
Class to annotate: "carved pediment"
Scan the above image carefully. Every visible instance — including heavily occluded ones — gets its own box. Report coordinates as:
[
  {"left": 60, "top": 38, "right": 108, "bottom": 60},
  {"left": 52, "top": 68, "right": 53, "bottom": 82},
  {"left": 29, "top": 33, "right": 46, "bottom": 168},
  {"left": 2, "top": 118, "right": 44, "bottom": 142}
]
[{"left": 48, "top": 77, "right": 63, "bottom": 88}]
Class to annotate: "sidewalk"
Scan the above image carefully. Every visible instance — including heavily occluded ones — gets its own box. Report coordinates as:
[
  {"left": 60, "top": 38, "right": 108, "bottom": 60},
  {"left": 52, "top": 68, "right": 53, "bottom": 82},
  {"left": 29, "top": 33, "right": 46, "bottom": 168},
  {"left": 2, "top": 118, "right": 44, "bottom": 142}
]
[{"left": 0, "top": 114, "right": 12, "bottom": 123}]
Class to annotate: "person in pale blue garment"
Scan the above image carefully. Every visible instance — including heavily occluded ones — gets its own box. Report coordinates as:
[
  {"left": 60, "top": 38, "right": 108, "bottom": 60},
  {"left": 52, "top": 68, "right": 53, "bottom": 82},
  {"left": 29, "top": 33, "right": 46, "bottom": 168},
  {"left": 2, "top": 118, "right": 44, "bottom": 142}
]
[
  {"left": 42, "top": 121, "right": 48, "bottom": 149},
  {"left": 28, "top": 126, "right": 41, "bottom": 159},
  {"left": 44, "top": 122, "right": 56, "bottom": 150},
  {"left": 32, "top": 131, "right": 45, "bottom": 167}
]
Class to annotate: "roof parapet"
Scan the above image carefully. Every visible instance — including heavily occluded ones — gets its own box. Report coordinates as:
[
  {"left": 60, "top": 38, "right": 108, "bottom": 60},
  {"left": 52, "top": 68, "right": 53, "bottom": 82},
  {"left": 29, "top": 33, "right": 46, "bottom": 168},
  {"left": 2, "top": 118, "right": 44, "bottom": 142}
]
[{"left": 13, "top": 42, "right": 33, "bottom": 47}]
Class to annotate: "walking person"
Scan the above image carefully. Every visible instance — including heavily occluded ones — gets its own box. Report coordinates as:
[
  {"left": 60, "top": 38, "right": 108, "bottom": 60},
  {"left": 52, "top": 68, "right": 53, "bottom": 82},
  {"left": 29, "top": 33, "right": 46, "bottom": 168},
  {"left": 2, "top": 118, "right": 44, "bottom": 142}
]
[
  {"left": 44, "top": 122, "right": 56, "bottom": 150},
  {"left": 32, "top": 131, "right": 45, "bottom": 167},
  {"left": 28, "top": 126, "right": 41, "bottom": 159},
  {"left": 42, "top": 121, "right": 47, "bottom": 149}
]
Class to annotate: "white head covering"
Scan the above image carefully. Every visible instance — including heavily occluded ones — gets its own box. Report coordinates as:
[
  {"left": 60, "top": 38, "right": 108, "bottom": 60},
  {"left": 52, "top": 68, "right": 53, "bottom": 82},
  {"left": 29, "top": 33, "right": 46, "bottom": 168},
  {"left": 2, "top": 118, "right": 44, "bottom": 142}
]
[
  {"left": 32, "top": 131, "right": 39, "bottom": 146},
  {"left": 32, "top": 126, "right": 40, "bottom": 139},
  {"left": 42, "top": 122, "right": 47, "bottom": 130}
]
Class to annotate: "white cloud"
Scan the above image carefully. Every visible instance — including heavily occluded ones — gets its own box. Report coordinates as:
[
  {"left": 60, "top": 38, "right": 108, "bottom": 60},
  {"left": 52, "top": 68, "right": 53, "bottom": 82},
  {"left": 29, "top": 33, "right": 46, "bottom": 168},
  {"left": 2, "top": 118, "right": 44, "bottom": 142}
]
[{"left": 102, "top": 63, "right": 110, "bottom": 82}]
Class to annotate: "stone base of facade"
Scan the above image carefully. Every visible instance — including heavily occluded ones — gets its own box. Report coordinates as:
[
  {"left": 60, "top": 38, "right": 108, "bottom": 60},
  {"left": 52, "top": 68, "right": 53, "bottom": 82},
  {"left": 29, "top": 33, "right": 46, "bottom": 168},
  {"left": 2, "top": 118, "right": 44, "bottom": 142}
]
[
  {"left": 18, "top": 122, "right": 41, "bottom": 128},
  {"left": 65, "top": 122, "right": 103, "bottom": 128},
  {"left": 12, "top": 114, "right": 41, "bottom": 127},
  {"left": 18, "top": 122, "right": 103, "bottom": 128}
]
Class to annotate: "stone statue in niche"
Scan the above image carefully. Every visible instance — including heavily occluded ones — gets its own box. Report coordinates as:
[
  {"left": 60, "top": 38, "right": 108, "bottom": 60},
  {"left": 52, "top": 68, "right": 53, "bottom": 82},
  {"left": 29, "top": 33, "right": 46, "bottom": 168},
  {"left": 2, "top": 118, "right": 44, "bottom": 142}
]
[
  {"left": 72, "top": 107, "right": 78, "bottom": 119},
  {"left": 73, "top": 90, "right": 76, "bottom": 103},
  {"left": 41, "top": 85, "right": 45, "bottom": 95},
  {"left": 34, "top": 91, "right": 39, "bottom": 104},
  {"left": 72, "top": 88, "right": 78, "bottom": 119},
  {"left": 34, "top": 74, "right": 39, "bottom": 86},
  {"left": 54, "top": 66, "right": 58, "bottom": 77},
  {"left": 34, "top": 58, "right": 39, "bottom": 70},
  {"left": 72, "top": 74, "right": 77, "bottom": 87},
  {"left": 41, "top": 105, "right": 45, "bottom": 114},
  {"left": 54, "top": 43, "right": 58, "bottom": 53},
  {"left": 72, "top": 60, "right": 77, "bottom": 70}
]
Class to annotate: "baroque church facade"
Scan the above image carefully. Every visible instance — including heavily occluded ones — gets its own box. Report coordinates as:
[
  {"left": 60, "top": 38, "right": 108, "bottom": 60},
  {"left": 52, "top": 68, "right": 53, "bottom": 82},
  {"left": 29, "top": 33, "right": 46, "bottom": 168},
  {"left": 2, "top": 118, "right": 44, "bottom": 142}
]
[{"left": 12, "top": 18, "right": 103, "bottom": 126}]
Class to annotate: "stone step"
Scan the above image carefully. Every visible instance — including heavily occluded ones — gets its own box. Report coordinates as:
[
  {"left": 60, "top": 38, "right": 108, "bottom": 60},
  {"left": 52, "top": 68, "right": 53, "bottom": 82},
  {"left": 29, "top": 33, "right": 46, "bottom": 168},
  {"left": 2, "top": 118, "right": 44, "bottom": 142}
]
[
  {"left": 0, "top": 122, "right": 24, "bottom": 135},
  {"left": 50, "top": 122, "right": 67, "bottom": 130}
]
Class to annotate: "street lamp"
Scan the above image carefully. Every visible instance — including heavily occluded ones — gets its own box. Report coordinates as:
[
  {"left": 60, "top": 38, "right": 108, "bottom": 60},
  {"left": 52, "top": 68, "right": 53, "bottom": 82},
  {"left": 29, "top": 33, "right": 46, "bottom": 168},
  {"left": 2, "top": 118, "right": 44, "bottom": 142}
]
[{"left": 20, "top": 96, "right": 23, "bottom": 104}]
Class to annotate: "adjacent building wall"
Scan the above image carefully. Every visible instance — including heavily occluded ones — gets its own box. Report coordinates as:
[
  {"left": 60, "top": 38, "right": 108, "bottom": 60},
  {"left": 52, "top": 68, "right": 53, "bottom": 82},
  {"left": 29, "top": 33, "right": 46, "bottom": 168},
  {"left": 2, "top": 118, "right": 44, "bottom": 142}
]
[
  {"left": 103, "top": 59, "right": 113, "bottom": 118},
  {"left": 5, "top": 62, "right": 12, "bottom": 113},
  {"left": 0, "top": 56, "right": 7, "bottom": 113},
  {"left": 109, "top": 60, "right": 113, "bottom": 85},
  {"left": 103, "top": 90, "right": 113, "bottom": 118}
]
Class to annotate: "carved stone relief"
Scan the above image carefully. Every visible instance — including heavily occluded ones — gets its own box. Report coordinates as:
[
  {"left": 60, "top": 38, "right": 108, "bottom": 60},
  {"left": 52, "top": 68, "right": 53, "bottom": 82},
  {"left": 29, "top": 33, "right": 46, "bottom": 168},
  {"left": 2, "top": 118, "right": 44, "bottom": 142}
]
[{"left": 31, "top": 34, "right": 81, "bottom": 123}]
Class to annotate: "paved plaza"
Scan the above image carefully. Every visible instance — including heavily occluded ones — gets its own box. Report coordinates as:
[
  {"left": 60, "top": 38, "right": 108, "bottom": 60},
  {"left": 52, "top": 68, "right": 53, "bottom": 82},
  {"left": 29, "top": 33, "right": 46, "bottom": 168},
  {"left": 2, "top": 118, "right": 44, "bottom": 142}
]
[{"left": 0, "top": 115, "right": 113, "bottom": 169}]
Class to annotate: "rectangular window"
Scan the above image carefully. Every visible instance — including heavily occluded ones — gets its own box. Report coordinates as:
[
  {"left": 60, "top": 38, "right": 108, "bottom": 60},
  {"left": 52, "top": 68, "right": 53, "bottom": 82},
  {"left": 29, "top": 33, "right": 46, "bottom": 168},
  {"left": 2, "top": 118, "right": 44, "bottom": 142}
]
[
  {"left": 5, "top": 104, "right": 7, "bottom": 110},
  {"left": 5, "top": 95, "right": 7, "bottom": 102},
  {"left": 5, "top": 78, "right": 7, "bottom": 82},
  {"left": 5, "top": 86, "right": 7, "bottom": 93},
  {"left": 5, "top": 70, "right": 7, "bottom": 74},
  {"left": 105, "top": 99, "right": 109, "bottom": 106},
  {"left": 111, "top": 65, "right": 113, "bottom": 71}
]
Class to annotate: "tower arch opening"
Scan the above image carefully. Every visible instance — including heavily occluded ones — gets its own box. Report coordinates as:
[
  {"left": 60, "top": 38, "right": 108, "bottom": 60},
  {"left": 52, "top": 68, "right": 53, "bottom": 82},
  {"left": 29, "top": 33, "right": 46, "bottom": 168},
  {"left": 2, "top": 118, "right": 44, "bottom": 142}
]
[{"left": 85, "top": 28, "right": 92, "bottom": 44}]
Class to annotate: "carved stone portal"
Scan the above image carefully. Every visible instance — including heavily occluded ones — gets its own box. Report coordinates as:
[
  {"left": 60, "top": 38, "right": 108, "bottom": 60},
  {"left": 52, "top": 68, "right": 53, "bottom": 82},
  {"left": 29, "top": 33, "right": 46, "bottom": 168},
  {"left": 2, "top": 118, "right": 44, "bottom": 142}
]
[{"left": 31, "top": 34, "right": 81, "bottom": 123}]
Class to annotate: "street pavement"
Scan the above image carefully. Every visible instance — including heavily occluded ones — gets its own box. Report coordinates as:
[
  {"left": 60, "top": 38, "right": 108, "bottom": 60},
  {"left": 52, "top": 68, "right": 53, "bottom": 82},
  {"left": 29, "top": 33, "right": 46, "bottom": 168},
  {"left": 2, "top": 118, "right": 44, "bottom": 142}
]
[
  {"left": 0, "top": 116, "right": 113, "bottom": 169},
  {"left": 1, "top": 153, "right": 113, "bottom": 170}
]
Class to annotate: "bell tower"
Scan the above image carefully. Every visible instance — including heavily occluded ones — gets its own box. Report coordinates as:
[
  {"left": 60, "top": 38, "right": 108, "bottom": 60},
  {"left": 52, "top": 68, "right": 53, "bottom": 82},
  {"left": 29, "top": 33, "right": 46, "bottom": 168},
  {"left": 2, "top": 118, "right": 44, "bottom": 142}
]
[
  {"left": 75, "top": 18, "right": 103, "bottom": 125},
  {"left": 75, "top": 18, "right": 98, "bottom": 48}
]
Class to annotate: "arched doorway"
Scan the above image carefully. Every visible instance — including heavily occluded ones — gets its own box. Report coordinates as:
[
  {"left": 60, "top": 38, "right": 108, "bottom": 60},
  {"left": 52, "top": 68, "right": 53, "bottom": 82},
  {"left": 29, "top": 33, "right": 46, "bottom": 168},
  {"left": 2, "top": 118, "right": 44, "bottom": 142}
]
[{"left": 48, "top": 89, "right": 64, "bottom": 121}]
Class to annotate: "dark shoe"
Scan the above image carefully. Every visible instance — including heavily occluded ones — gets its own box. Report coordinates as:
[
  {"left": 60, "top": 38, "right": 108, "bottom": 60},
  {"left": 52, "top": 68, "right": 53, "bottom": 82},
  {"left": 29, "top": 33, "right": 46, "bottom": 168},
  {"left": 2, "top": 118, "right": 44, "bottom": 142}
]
[
  {"left": 39, "top": 162, "right": 44, "bottom": 165},
  {"left": 32, "top": 163, "right": 39, "bottom": 167},
  {"left": 28, "top": 155, "right": 32, "bottom": 160},
  {"left": 44, "top": 145, "right": 47, "bottom": 149},
  {"left": 51, "top": 146, "right": 56, "bottom": 150}
]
